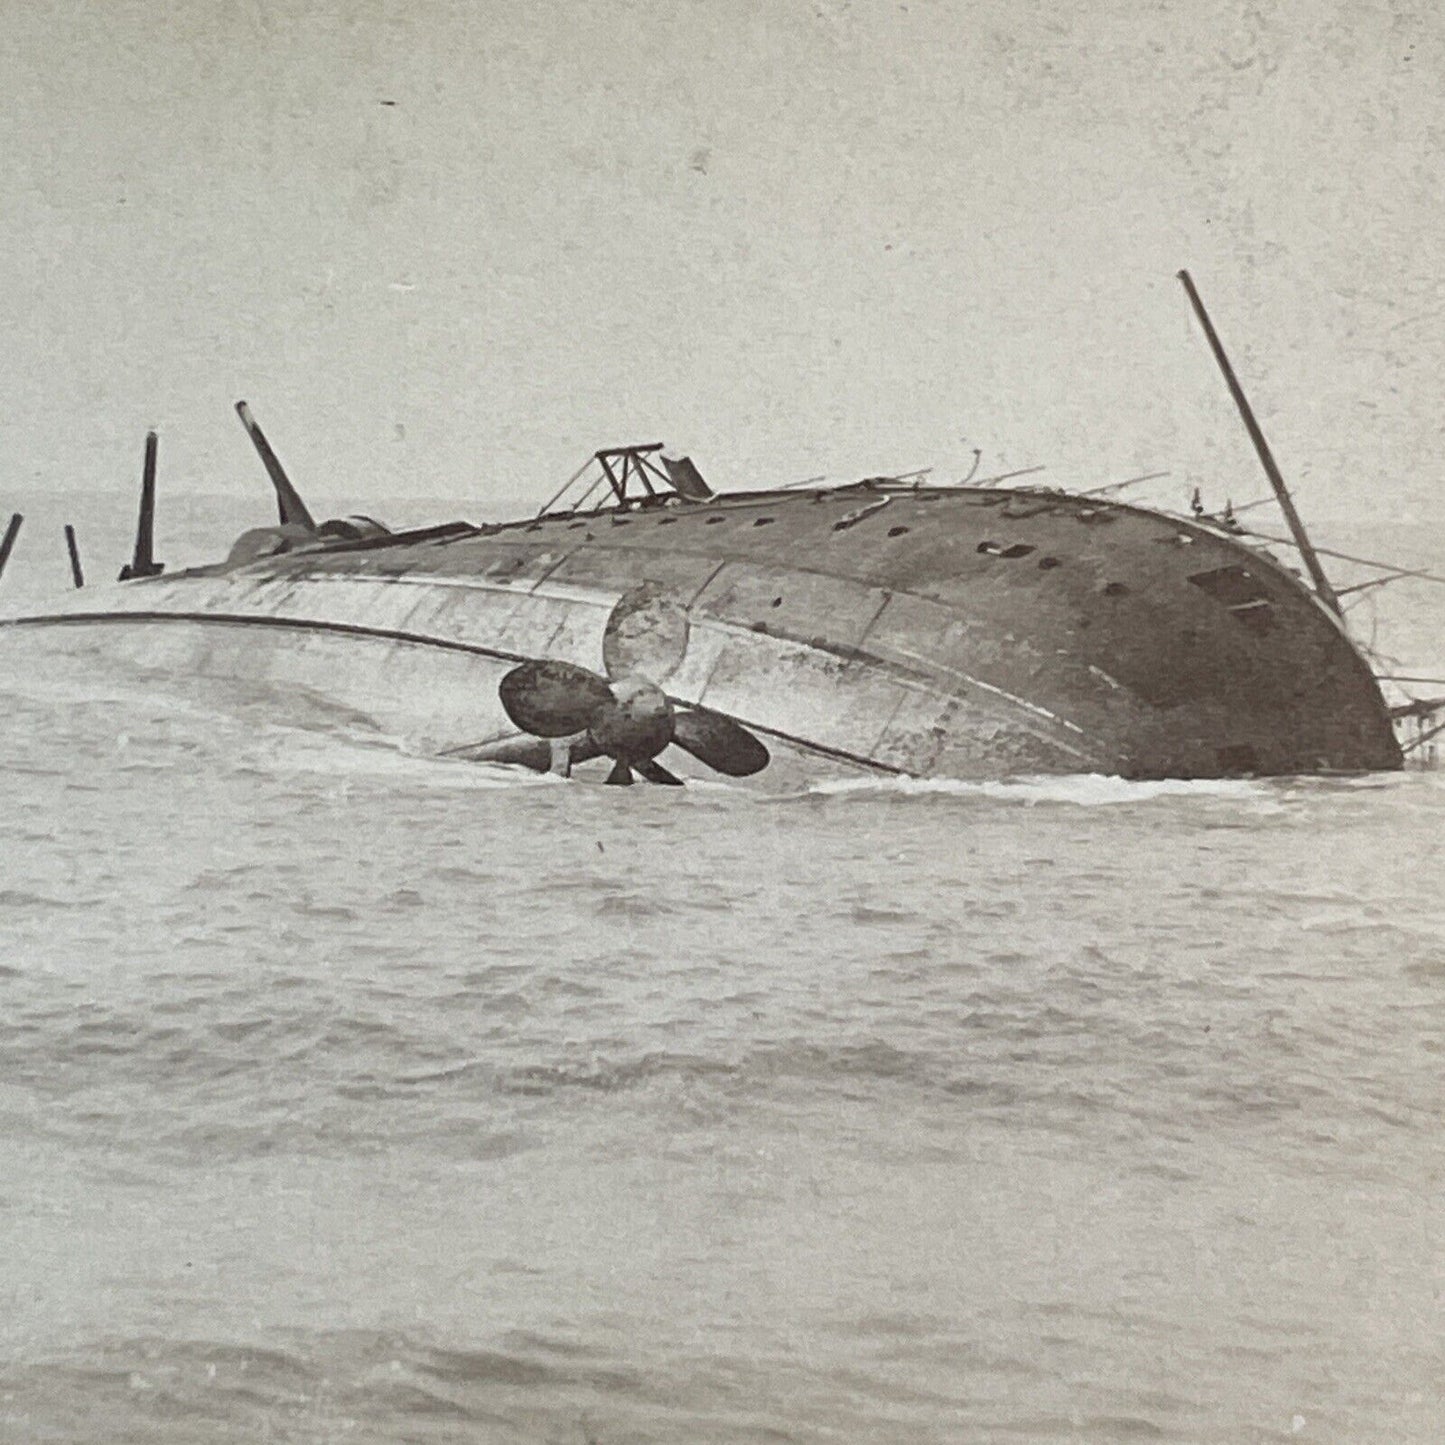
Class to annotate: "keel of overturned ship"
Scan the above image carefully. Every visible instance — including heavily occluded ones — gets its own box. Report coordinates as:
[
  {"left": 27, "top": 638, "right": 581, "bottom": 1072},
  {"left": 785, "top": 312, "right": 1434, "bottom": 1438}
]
[{"left": 0, "top": 273, "right": 1406, "bottom": 786}]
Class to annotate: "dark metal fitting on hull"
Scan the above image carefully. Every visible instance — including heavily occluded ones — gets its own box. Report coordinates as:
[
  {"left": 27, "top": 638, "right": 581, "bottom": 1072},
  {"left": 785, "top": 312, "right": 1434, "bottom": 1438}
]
[{"left": 119, "top": 430, "right": 165, "bottom": 581}]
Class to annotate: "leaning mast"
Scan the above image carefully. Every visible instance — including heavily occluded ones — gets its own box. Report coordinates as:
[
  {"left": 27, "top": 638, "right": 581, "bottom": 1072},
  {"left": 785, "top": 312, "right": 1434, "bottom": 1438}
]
[{"left": 1178, "top": 269, "right": 1343, "bottom": 617}]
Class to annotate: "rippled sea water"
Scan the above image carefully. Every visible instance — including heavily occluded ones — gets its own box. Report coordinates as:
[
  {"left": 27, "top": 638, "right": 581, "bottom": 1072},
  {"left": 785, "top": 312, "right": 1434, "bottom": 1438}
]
[{"left": 3, "top": 500, "right": 1444, "bottom": 1442}]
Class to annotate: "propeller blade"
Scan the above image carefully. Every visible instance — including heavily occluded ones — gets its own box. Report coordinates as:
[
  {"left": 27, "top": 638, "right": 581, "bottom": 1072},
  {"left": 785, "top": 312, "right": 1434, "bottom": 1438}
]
[
  {"left": 499, "top": 660, "right": 613, "bottom": 737},
  {"left": 602, "top": 584, "right": 690, "bottom": 682},
  {"left": 604, "top": 759, "right": 634, "bottom": 786},
  {"left": 636, "top": 759, "right": 684, "bottom": 786},
  {"left": 671, "top": 706, "right": 770, "bottom": 777}
]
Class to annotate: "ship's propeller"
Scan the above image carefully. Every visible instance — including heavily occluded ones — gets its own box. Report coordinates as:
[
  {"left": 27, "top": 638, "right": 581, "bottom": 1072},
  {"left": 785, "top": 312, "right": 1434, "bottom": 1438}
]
[{"left": 491, "top": 587, "right": 769, "bottom": 786}]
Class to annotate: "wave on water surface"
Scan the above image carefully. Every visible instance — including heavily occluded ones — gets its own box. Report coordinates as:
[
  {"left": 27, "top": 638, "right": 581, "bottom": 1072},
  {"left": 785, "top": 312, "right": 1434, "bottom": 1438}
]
[{"left": 780, "top": 771, "right": 1275, "bottom": 806}]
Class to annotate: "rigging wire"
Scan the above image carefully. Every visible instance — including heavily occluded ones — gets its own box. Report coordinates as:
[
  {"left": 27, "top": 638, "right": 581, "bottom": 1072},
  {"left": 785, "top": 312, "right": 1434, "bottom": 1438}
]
[
  {"left": 1076, "top": 470, "right": 1171, "bottom": 497},
  {"left": 534, "top": 454, "right": 597, "bottom": 517},
  {"left": 1232, "top": 528, "right": 1445, "bottom": 588},
  {"left": 567, "top": 472, "right": 608, "bottom": 513},
  {"left": 976, "top": 464, "right": 1047, "bottom": 488}
]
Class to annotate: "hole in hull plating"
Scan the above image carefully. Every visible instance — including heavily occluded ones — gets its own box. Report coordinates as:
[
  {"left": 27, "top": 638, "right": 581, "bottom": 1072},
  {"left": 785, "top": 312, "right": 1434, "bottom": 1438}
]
[
  {"left": 1188, "top": 565, "right": 1276, "bottom": 634},
  {"left": 832, "top": 498, "right": 893, "bottom": 531}
]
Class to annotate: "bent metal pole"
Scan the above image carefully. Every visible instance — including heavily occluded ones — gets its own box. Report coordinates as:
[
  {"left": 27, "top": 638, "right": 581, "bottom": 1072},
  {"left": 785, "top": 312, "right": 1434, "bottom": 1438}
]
[
  {"left": 0, "top": 512, "right": 22, "bottom": 581},
  {"left": 1177, "top": 269, "right": 1342, "bottom": 617},
  {"left": 64, "top": 523, "right": 85, "bottom": 588}
]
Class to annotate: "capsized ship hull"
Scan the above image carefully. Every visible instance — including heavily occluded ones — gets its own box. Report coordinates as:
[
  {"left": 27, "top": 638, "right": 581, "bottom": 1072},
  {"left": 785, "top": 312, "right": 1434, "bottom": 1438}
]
[{"left": 0, "top": 483, "right": 1403, "bottom": 783}]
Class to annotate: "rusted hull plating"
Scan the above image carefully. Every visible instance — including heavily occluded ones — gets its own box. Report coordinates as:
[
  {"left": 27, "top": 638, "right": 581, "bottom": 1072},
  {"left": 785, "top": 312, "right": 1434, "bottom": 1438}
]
[{"left": 0, "top": 486, "right": 1402, "bottom": 782}]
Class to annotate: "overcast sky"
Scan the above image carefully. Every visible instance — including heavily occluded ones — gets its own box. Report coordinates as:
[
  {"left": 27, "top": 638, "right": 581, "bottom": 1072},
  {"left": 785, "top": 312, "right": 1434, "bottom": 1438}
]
[{"left": 1, "top": 0, "right": 1440, "bottom": 530}]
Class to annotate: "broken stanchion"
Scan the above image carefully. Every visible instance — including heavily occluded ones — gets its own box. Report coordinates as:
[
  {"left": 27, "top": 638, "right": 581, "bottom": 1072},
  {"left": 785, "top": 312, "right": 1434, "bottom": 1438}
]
[
  {"left": 63, "top": 523, "right": 85, "bottom": 588},
  {"left": 119, "top": 430, "right": 165, "bottom": 581},
  {"left": 0, "top": 512, "right": 22, "bottom": 582}
]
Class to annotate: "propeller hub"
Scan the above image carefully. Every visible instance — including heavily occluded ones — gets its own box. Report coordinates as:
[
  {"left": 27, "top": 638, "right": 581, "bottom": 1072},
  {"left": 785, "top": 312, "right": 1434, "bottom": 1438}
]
[{"left": 589, "top": 676, "right": 673, "bottom": 762}]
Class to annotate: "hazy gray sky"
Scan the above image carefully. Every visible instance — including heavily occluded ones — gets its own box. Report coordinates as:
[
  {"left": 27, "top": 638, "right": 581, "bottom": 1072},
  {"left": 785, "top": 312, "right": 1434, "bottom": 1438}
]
[{"left": 1, "top": 0, "right": 1440, "bottom": 526}]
